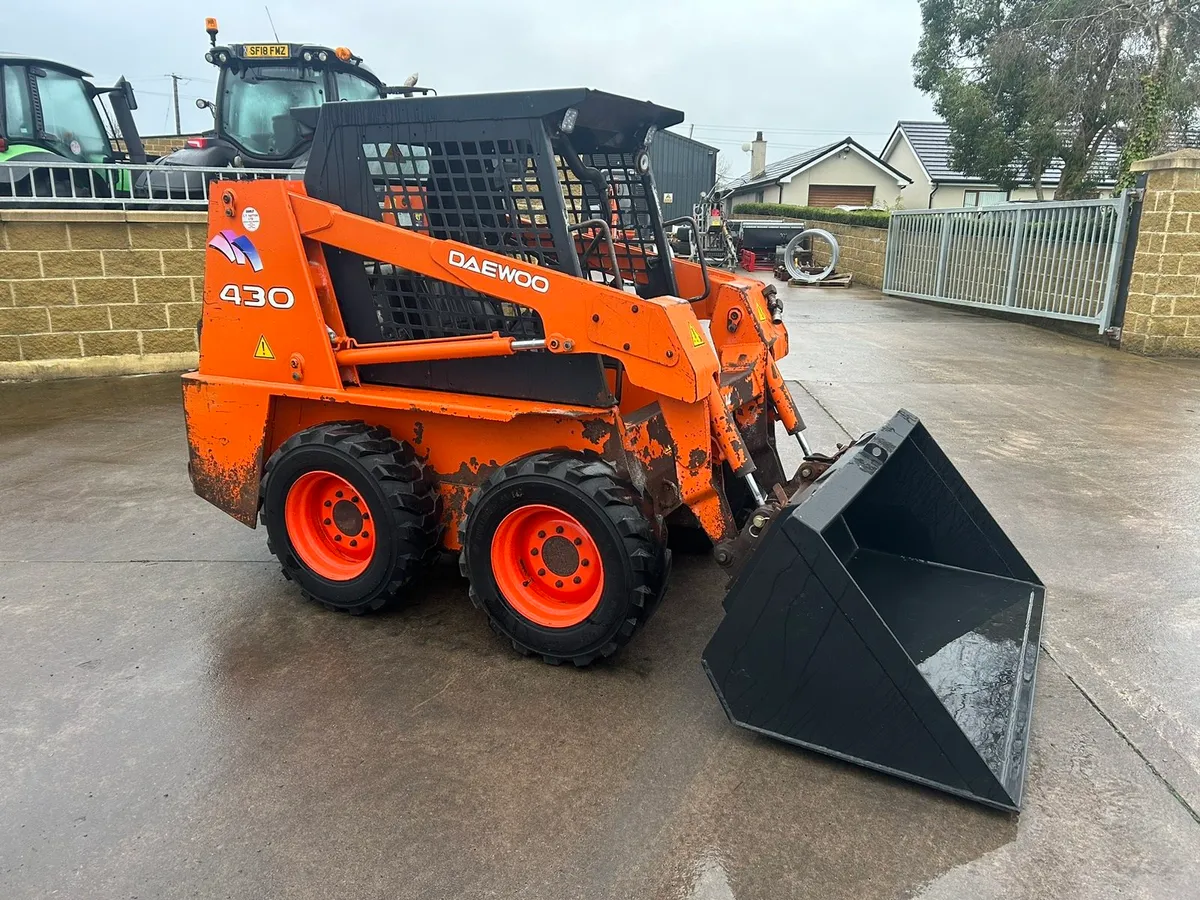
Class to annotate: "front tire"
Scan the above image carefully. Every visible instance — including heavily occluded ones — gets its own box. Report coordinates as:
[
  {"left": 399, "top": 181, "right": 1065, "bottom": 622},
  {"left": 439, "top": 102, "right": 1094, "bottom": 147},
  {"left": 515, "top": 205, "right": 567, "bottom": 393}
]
[
  {"left": 260, "top": 422, "right": 439, "bottom": 615},
  {"left": 460, "top": 453, "right": 667, "bottom": 666}
]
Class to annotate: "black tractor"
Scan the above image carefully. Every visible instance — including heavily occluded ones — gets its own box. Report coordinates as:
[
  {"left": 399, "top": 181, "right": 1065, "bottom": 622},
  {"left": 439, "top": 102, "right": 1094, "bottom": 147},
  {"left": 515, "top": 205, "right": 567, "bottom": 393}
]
[
  {"left": 139, "top": 18, "right": 390, "bottom": 198},
  {"left": 0, "top": 54, "right": 145, "bottom": 202}
]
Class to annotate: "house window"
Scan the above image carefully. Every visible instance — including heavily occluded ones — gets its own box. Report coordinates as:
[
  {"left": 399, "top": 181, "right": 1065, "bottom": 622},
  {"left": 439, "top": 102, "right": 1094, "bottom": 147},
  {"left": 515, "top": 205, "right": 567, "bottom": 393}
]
[
  {"left": 964, "top": 190, "right": 1008, "bottom": 208},
  {"left": 754, "top": 190, "right": 764, "bottom": 203}
]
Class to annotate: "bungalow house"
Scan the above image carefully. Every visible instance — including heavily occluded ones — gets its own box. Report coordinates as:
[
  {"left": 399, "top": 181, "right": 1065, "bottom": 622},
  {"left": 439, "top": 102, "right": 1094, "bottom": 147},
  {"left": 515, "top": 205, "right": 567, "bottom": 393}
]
[
  {"left": 723, "top": 133, "right": 912, "bottom": 212},
  {"left": 881, "top": 121, "right": 1121, "bottom": 208}
]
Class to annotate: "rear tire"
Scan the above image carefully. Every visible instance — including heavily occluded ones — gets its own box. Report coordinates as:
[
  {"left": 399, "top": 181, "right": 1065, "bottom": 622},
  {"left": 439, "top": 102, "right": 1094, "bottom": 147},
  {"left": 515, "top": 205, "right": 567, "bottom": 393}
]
[
  {"left": 460, "top": 453, "right": 667, "bottom": 666},
  {"left": 261, "top": 422, "right": 439, "bottom": 615}
]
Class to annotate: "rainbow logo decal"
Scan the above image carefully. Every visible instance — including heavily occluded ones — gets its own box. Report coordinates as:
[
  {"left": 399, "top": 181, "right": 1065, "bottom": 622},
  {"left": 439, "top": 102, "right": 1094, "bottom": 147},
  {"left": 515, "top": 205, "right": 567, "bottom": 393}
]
[{"left": 207, "top": 230, "right": 263, "bottom": 272}]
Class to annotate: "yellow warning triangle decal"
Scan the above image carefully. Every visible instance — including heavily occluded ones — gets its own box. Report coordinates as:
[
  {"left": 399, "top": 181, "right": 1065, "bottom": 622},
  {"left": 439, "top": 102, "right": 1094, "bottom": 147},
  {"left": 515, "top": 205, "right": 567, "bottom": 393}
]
[
  {"left": 254, "top": 334, "right": 275, "bottom": 360},
  {"left": 689, "top": 323, "right": 705, "bottom": 348},
  {"left": 753, "top": 300, "right": 768, "bottom": 322}
]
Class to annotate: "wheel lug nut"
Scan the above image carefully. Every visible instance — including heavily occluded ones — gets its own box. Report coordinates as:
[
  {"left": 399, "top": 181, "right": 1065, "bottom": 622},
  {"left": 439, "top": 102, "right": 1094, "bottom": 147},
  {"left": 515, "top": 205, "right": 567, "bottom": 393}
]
[
  {"left": 335, "top": 535, "right": 342, "bottom": 542},
  {"left": 581, "top": 559, "right": 590, "bottom": 567},
  {"left": 555, "top": 580, "right": 563, "bottom": 588},
  {"left": 573, "top": 537, "right": 582, "bottom": 546},
  {"left": 336, "top": 491, "right": 344, "bottom": 498},
  {"left": 350, "top": 539, "right": 357, "bottom": 547},
  {"left": 363, "top": 513, "right": 370, "bottom": 521},
  {"left": 324, "top": 500, "right": 332, "bottom": 508},
  {"left": 573, "top": 576, "right": 582, "bottom": 584},
  {"left": 324, "top": 518, "right": 332, "bottom": 526},
  {"left": 538, "top": 530, "right": 546, "bottom": 538},
  {"left": 531, "top": 548, "right": 539, "bottom": 556},
  {"left": 556, "top": 526, "right": 564, "bottom": 534},
  {"left": 361, "top": 531, "right": 369, "bottom": 538},
  {"left": 351, "top": 496, "right": 359, "bottom": 503},
  {"left": 537, "top": 568, "right": 546, "bottom": 576}
]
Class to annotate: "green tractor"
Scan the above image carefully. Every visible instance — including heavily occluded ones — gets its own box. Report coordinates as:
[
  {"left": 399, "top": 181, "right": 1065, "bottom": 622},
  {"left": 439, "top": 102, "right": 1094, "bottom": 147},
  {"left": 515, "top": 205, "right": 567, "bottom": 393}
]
[{"left": 0, "top": 53, "right": 145, "bottom": 201}]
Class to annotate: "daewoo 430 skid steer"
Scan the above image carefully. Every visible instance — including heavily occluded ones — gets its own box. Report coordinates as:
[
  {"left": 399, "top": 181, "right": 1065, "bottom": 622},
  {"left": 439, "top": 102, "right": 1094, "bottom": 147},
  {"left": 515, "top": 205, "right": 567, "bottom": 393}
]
[{"left": 183, "top": 89, "right": 1045, "bottom": 811}]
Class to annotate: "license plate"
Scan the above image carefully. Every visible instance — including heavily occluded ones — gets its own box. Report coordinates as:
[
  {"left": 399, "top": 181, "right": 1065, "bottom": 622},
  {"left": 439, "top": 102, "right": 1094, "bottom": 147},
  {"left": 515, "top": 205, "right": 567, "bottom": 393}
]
[{"left": 243, "top": 44, "right": 290, "bottom": 58}]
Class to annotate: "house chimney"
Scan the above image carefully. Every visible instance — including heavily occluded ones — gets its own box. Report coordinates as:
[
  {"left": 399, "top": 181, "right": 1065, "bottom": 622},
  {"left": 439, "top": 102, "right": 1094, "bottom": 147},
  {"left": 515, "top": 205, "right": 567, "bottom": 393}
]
[{"left": 751, "top": 131, "right": 767, "bottom": 178}]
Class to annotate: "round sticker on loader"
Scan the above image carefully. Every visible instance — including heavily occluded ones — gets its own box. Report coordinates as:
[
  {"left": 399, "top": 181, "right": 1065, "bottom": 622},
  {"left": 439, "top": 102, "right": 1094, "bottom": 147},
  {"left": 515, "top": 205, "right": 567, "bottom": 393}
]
[{"left": 241, "top": 207, "right": 261, "bottom": 232}]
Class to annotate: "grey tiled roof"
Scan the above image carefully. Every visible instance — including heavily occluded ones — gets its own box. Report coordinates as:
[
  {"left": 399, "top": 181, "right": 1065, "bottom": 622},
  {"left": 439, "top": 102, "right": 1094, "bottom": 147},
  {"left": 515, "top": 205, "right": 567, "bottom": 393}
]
[
  {"left": 726, "top": 140, "right": 843, "bottom": 191},
  {"left": 892, "top": 121, "right": 1122, "bottom": 187},
  {"left": 726, "top": 137, "right": 911, "bottom": 192}
]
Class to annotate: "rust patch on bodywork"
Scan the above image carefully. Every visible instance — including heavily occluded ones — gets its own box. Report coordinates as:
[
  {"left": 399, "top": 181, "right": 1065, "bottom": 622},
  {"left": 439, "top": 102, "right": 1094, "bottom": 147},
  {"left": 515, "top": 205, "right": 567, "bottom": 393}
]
[
  {"left": 449, "top": 456, "right": 500, "bottom": 482},
  {"left": 622, "top": 404, "right": 680, "bottom": 515},
  {"left": 440, "top": 482, "right": 471, "bottom": 550},
  {"left": 581, "top": 416, "right": 613, "bottom": 445},
  {"left": 720, "top": 369, "right": 757, "bottom": 410},
  {"left": 735, "top": 398, "right": 763, "bottom": 432},
  {"left": 187, "top": 446, "right": 264, "bottom": 527}
]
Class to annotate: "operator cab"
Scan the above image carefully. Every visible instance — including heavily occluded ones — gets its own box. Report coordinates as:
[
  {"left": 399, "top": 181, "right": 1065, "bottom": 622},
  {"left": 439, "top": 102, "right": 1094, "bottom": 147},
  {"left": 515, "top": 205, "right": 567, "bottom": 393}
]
[
  {"left": 301, "top": 89, "right": 689, "bottom": 404},
  {"left": 0, "top": 54, "right": 142, "bottom": 165}
]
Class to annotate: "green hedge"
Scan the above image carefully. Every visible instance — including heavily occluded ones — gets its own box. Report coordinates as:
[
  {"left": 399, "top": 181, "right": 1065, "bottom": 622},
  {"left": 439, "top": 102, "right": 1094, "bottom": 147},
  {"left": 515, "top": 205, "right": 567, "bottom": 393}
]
[{"left": 731, "top": 203, "right": 891, "bottom": 230}]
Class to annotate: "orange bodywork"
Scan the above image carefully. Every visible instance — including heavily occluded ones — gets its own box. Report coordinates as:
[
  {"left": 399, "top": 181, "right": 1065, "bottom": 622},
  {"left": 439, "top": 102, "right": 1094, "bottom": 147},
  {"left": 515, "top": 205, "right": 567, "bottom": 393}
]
[{"left": 183, "top": 179, "right": 803, "bottom": 549}]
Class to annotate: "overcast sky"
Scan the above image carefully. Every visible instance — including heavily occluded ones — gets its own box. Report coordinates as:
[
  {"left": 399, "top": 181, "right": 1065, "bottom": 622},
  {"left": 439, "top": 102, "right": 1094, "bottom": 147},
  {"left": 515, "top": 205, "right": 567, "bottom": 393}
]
[{"left": 6, "top": 0, "right": 935, "bottom": 172}]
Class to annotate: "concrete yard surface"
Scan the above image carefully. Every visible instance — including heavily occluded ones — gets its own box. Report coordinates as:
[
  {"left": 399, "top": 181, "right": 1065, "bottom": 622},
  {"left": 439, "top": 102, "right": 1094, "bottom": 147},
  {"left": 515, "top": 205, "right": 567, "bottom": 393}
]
[{"left": 2, "top": 285, "right": 1199, "bottom": 899}]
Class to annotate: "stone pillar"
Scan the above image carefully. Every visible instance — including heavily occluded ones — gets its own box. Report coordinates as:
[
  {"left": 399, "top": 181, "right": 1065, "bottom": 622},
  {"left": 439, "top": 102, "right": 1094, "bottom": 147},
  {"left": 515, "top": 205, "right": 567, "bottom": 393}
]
[{"left": 1121, "top": 149, "right": 1200, "bottom": 355}]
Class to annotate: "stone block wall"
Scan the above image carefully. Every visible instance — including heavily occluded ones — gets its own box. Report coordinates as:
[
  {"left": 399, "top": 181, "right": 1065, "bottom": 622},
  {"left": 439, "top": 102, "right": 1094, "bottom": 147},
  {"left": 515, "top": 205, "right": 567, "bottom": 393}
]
[
  {"left": 0, "top": 211, "right": 205, "bottom": 379},
  {"left": 807, "top": 221, "right": 888, "bottom": 288},
  {"left": 734, "top": 213, "right": 889, "bottom": 288},
  {"left": 1120, "top": 150, "right": 1200, "bottom": 355},
  {"left": 114, "top": 134, "right": 202, "bottom": 158}
]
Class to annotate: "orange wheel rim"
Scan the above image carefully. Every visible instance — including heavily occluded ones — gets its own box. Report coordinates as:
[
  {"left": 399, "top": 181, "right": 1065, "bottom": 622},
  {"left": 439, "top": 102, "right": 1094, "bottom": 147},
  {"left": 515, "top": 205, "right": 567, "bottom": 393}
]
[
  {"left": 284, "top": 471, "right": 375, "bottom": 580},
  {"left": 491, "top": 504, "right": 604, "bottom": 628}
]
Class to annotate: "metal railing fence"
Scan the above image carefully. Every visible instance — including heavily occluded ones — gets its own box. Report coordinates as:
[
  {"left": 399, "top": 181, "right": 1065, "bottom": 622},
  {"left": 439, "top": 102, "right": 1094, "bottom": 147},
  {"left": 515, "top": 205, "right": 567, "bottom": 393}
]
[
  {"left": 0, "top": 159, "right": 299, "bottom": 210},
  {"left": 882, "top": 194, "right": 1135, "bottom": 332}
]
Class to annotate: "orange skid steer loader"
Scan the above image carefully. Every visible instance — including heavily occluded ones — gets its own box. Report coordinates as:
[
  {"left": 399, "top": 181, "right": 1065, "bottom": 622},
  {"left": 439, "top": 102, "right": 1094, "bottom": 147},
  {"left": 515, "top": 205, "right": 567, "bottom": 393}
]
[{"left": 184, "top": 89, "right": 1044, "bottom": 811}]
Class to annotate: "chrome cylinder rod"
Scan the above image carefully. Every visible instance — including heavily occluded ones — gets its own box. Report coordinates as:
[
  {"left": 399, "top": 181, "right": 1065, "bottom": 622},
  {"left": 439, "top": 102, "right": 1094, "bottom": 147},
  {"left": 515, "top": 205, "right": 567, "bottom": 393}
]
[{"left": 743, "top": 473, "right": 767, "bottom": 508}]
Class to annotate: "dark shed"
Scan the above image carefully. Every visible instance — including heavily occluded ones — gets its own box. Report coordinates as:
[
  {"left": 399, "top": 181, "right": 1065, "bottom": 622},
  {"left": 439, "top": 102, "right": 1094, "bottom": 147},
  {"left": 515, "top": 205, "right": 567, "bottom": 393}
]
[{"left": 649, "top": 129, "right": 718, "bottom": 221}]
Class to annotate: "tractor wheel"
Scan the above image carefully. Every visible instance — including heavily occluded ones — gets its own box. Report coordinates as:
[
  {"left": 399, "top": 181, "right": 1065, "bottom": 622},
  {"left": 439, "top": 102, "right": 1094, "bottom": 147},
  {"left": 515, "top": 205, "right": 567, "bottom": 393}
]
[
  {"left": 460, "top": 453, "right": 668, "bottom": 666},
  {"left": 260, "top": 422, "right": 439, "bottom": 615}
]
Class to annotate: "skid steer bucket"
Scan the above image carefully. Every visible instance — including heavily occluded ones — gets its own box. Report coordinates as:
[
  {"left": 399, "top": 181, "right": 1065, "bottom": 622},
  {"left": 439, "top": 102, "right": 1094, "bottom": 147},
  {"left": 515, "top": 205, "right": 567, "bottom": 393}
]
[{"left": 703, "top": 410, "right": 1043, "bottom": 811}]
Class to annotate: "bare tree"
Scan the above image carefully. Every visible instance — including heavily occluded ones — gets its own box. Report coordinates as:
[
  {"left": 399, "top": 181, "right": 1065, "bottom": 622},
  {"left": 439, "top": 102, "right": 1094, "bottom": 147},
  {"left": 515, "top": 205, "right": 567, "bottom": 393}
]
[{"left": 715, "top": 153, "right": 736, "bottom": 183}]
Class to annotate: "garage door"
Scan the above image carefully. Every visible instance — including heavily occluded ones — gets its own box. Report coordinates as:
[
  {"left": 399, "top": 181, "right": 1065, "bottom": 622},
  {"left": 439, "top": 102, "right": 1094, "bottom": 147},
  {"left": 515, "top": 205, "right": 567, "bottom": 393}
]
[{"left": 808, "top": 185, "right": 876, "bottom": 208}]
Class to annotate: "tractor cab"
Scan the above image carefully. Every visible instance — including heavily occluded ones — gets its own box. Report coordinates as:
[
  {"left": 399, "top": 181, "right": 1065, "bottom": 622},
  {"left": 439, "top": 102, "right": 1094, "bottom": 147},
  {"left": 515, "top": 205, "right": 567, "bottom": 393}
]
[
  {"left": 0, "top": 54, "right": 144, "bottom": 168},
  {"left": 172, "top": 19, "right": 385, "bottom": 169}
]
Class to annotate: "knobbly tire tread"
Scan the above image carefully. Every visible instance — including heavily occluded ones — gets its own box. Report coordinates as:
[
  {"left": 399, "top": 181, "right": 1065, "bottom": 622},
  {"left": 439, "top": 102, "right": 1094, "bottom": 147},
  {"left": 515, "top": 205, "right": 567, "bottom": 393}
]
[
  {"left": 459, "top": 452, "right": 665, "bottom": 667},
  {"left": 261, "top": 421, "right": 439, "bottom": 615}
]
